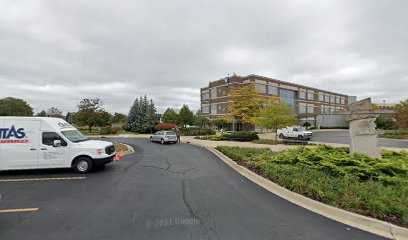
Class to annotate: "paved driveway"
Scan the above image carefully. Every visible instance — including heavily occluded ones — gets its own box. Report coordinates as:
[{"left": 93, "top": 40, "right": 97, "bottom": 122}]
[
  {"left": 0, "top": 138, "right": 386, "bottom": 240},
  {"left": 312, "top": 130, "right": 408, "bottom": 149}
]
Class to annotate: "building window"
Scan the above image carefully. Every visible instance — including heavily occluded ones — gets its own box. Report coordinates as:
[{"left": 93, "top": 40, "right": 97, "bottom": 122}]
[
  {"left": 299, "top": 106, "right": 306, "bottom": 113},
  {"left": 210, "top": 88, "right": 217, "bottom": 98},
  {"left": 325, "top": 95, "right": 330, "bottom": 102},
  {"left": 268, "top": 86, "right": 278, "bottom": 95},
  {"left": 320, "top": 105, "right": 325, "bottom": 113},
  {"left": 211, "top": 103, "right": 217, "bottom": 114},
  {"left": 336, "top": 97, "right": 340, "bottom": 104},
  {"left": 331, "top": 96, "right": 335, "bottom": 103},
  {"left": 201, "top": 92, "right": 209, "bottom": 100},
  {"left": 202, "top": 105, "right": 209, "bottom": 114},
  {"left": 340, "top": 97, "right": 345, "bottom": 105},
  {"left": 299, "top": 91, "right": 306, "bottom": 99},
  {"left": 255, "top": 83, "right": 266, "bottom": 93},
  {"left": 318, "top": 94, "right": 324, "bottom": 102},
  {"left": 280, "top": 89, "right": 296, "bottom": 113},
  {"left": 307, "top": 92, "right": 314, "bottom": 100},
  {"left": 325, "top": 107, "right": 330, "bottom": 114},
  {"left": 307, "top": 106, "right": 314, "bottom": 113}
]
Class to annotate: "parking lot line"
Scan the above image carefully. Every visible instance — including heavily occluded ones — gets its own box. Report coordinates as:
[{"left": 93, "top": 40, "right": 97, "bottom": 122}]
[
  {"left": 0, "top": 177, "right": 86, "bottom": 182},
  {"left": 0, "top": 208, "right": 39, "bottom": 213}
]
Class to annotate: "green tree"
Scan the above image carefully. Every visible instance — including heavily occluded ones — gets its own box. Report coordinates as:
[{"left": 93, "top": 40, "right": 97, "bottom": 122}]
[
  {"left": 74, "top": 98, "right": 111, "bottom": 132},
  {"left": 0, "top": 97, "right": 33, "bottom": 116},
  {"left": 36, "top": 110, "right": 47, "bottom": 117},
  {"left": 145, "top": 99, "right": 158, "bottom": 133},
  {"left": 395, "top": 99, "right": 408, "bottom": 128},
  {"left": 178, "top": 104, "right": 195, "bottom": 128},
  {"left": 213, "top": 119, "right": 229, "bottom": 129},
  {"left": 161, "top": 108, "right": 179, "bottom": 124},
  {"left": 251, "top": 97, "right": 298, "bottom": 140},
  {"left": 47, "top": 107, "right": 63, "bottom": 118},
  {"left": 195, "top": 110, "right": 209, "bottom": 128},
  {"left": 127, "top": 96, "right": 158, "bottom": 132},
  {"left": 112, "top": 113, "right": 128, "bottom": 124},
  {"left": 225, "top": 84, "right": 263, "bottom": 125}
]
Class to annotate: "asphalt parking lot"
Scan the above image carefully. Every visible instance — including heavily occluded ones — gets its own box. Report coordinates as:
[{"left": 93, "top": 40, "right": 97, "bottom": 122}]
[
  {"left": 0, "top": 138, "right": 387, "bottom": 240},
  {"left": 312, "top": 130, "right": 408, "bottom": 149}
]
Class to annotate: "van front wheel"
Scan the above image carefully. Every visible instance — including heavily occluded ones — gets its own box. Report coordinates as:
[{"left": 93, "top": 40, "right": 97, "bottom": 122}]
[{"left": 74, "top": 157, "right": 93, "bottom": 174}]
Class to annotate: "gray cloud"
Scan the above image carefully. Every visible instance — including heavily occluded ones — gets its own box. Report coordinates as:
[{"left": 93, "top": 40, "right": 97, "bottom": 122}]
[{"left": 0, "top": 0, "right": 407, "bottom": 114}]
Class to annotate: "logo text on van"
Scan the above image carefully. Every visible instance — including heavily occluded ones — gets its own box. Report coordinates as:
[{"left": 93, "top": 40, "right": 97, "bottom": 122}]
[
  {"left": 58, "top": 122, "right": 72, "bottom": 128},
  {"left": 0, "top": 125, "right": 29, "bottom": 143}
]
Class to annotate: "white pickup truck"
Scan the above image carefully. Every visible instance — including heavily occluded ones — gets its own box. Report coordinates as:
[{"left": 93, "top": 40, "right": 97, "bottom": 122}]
[{"left": 277, "top": 126, "right": 313, "bottom": 140}]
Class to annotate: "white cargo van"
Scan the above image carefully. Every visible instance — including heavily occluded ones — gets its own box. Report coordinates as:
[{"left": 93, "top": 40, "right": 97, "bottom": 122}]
[{"left": 0, "top": 117, "right": 116, "bottom": 173}]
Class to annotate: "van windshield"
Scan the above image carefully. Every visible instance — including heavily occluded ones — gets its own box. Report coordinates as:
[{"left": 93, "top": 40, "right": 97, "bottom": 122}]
[{"left": 61, "top": 130, "right": 88, "bottom": 143}]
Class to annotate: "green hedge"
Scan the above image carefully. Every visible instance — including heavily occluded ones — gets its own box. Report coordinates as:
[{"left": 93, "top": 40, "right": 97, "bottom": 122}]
[
  {"left": 194, "top": 134, "right": 230, "bottom": 141},
  {"left": 216, "top": 145, "right": 408, "bottom": 226},
  {"left": 229, "top": 131, "right": 259, "bottom": 141},
  {"left": 180, "top": 128, "right": 215, "bottom": 136}
]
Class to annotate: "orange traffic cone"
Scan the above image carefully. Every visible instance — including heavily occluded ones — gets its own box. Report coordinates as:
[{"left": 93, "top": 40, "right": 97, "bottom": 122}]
[
  {"left": 115, "top": 153, "right": 120, "bottom": 161},
  {"left": 120, "top": 150, "right": 124, "bottom": 157}
]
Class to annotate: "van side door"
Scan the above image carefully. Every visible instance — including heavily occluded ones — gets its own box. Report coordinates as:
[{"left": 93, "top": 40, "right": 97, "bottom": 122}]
[{"left": 39, "top": 132, "right": 70, "bottom": 168}]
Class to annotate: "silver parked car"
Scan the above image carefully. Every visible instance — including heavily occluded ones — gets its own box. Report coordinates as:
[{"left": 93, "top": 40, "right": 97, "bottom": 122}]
[{"left": 150, "top": 131, "right": 178, "bottom": 144}]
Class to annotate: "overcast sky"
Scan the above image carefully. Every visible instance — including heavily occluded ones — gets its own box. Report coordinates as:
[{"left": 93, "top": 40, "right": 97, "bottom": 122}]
[{"left": 0, "top": 0, "right": 407, "bottom": 114}]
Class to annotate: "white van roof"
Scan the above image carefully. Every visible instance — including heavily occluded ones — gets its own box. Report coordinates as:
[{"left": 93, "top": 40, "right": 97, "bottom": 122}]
[{"left": 0, "top": 117, "right": 77, "bottom": 131}]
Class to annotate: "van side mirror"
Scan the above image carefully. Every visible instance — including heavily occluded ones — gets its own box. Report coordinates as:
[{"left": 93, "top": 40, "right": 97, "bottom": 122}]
[{"left": 53, "top": 140, "right": 61, "bottom": 147}]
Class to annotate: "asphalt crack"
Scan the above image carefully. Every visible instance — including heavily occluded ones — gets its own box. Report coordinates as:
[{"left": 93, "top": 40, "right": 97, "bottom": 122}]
[
  {"left": 206, "top": 210, "right": 220, "bottom": 240},
  {"left": 181, "top": 169, "right": 203, "bottom": 225}
]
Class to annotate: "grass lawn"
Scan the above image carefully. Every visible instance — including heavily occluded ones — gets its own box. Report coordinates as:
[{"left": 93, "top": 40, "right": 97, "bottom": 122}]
[{"left": 216, "top": 145, "right": 408, "bottom": 227}]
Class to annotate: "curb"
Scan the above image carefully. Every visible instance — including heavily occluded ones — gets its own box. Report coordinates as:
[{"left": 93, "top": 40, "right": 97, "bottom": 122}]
[
  {"left": 121, "top": 143, "right": 135, "bottom": 155},
  {"left": 188, "top": 141, "right": 408, "bottom": 240}
]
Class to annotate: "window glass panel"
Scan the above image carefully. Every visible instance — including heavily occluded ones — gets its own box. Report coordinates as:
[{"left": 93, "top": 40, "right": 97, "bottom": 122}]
[
  {"left": 255, "top": 83, "right": 266, "bottom": 93},
  {"left": 280, "top": 89, "right": 296, "bottom": 113},
  {"left": 299, "top": 91, "right": 306, "bottom": 99},
  {"left": 201, "top": 92, "right": 209, "bottom": 100},
  {"left": 299, "top": 106, "right": 306, "bottom": 113},
  {"left": 210, "top": 88, "right": 217, "bottom": 98},
  {"left": 340, "top": 98, "right": 345, "bottom": 104},
  {"left": 211, "top": 103, "right": 217, "bottom": 114},
  {"left": 318, "top": 94, "right": 324, "bottom": 101},
  {"left": 42, "top": 132, "right": 66, "bottom": 146},
  {"left": 325, "top": 95, "right": 330, "bottom": 102},
  {"left": 202, "top": 106, "right": 209, "bottom": 113},
  {"left": 331, "top": 96, "right": 335, "bottom": 103},
  {"left": 268, "top": 86, "right": 278, "bottom": 95},
  {"left": 307, "top": 93, "right": 314, "bottom": 100},
  {"left": 307, "top": 106, "right": 314, "bottom": 113}
]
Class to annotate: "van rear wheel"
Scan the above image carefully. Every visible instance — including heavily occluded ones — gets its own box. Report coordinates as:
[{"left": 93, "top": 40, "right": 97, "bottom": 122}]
[{"left": 74, "top": 157, "right": 93, "bottom": 174}]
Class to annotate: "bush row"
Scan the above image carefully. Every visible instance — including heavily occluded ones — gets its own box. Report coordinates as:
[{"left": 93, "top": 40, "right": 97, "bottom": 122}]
[{"left": 216, "top": 146, "right": 408, "bottom": 226}]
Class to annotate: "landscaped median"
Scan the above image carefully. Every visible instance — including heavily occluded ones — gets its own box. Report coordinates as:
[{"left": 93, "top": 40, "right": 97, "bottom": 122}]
[
  {"left": 113, "top": 142, "right": 134, "bottom": 154},
  {"left": 216, "top": 145, "right": 408, "bottom": 228}
]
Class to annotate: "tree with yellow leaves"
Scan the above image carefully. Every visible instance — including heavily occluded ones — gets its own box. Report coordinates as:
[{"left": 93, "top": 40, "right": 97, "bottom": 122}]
[
  {"left": 223, "top": 84, "right": 263, "bottom": 125},
  {"left": 251, "top": 96, "right": 298, "bottom": 139}
]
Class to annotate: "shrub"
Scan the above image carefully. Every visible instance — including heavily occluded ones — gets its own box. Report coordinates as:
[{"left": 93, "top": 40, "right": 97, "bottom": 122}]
[
  {"left": 99, "top": 126, "right": 121, "bottom": 135},
  {"left": 195, "top": 134, "right": 229, "bottom": 141},
  {"left": 154, "top": 123, "right": 176, "bottom": 131},
  {"left": 180, "top": 128, "right": 215, "bottom": 136},
  {"left": 216, "top": 146, "right": 408, "bottom": 226},
  {"left": 229, "top": 131, "right": 259, "bottom": 141}
]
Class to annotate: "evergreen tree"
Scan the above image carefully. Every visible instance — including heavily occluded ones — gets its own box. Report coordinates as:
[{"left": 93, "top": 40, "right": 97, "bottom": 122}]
[
  {"left": 127, "top": 98, "right": 140, "bottom": 131},
  {"left": 178, "top": 104, "right": 195, "bottom": 128},
  {"left": 127, "top": 96, "right": 158, "bottom": 133},
  {"left": 161, "top": 108, "right": 179, "bottom": 124},
  {"left": 145, "top": 99, "right": 158, "bottom": 133}
]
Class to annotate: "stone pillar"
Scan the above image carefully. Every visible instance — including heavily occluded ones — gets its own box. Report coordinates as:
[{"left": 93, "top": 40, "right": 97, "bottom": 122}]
[
  {"left": 349, "top": 118, "right": 381, "bottom": 158},
  {"left": 346, "top": 98, "right": 381, "bottom": 159}
]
